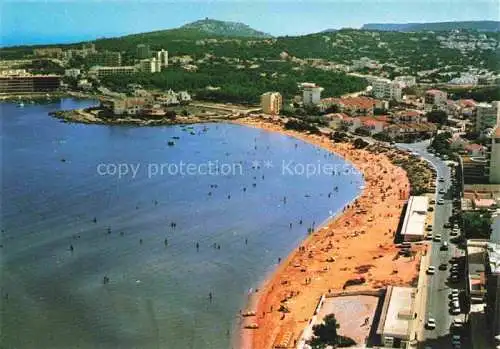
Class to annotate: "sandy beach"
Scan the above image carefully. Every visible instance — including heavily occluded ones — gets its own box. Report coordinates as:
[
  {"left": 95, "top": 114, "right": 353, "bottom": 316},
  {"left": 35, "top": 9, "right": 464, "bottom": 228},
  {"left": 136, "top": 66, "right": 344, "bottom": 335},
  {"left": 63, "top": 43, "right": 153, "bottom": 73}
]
[{"left": 234, "top": 117, "right": 425, "bottom": 349}]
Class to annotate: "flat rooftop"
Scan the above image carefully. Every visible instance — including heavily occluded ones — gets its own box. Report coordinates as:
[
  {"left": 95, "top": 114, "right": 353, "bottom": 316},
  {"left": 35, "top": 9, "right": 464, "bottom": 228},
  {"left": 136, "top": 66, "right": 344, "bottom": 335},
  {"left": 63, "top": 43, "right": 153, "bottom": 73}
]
[
  {"left": 377, "top": 286, "right": 414, "bottom": 339},
  {"left": 401, "top": 196, "right": 428, "bottom": 237}
]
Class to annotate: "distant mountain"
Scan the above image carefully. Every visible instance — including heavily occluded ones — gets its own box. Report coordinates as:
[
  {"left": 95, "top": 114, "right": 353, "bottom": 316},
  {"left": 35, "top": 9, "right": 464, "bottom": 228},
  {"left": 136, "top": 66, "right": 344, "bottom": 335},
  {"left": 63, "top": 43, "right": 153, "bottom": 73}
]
[
  {"left": 180, "top": 18, "right": 272, "bottom": 38},
  {"left": 361, "top": 21, "right": 500, "bottom": 32}
]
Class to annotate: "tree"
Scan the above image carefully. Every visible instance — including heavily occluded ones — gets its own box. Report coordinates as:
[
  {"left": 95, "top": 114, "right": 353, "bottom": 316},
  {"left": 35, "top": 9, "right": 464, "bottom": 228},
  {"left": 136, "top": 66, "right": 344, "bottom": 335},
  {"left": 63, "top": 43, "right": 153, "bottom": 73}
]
[
  {"left": 166, "top": 110, "right": 176, "bottom": 120},
  {"left": 353, "top": 138, "right": 369, "bottom": 149},
  {"left": 309, "top": 314, "right": 356, "bottom": 348},
  {"left": 426, "top": 110, "right": 448, "bottom": 125},
  {"left": 310, "top": 314, "right": 339, "bottom": 347},
  {"left": 373, "top": 132, "right": 393, "bottom": 142},
  {"left": 462, "top": 210, "right": 493, "bottom": 239}
]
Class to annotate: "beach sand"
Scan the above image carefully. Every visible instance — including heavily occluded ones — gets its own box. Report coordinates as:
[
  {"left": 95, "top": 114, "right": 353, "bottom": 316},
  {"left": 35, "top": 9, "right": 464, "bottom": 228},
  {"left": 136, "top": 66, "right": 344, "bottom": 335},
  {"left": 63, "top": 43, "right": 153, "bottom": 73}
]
[{"left": 234, "top": 117, "right": 425, "bottom": 349}]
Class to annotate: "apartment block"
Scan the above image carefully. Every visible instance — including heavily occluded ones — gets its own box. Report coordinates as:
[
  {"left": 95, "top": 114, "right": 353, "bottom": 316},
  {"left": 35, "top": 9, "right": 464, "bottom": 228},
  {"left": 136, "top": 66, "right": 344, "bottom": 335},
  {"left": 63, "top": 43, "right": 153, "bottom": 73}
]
[{"left": 261, "top": 92, "right": 282, "bottom": 115}]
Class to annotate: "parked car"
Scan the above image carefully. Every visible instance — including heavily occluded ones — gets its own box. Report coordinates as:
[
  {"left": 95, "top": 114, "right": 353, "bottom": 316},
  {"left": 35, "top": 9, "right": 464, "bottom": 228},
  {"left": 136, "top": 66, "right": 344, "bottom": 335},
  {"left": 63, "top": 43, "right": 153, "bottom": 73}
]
[
  {"left": 438, "top": 199, "right": 445, "bottom": 205},
  {"left": 439, "top": 263, "right": 448, "bottom": 270},
  {"left": 441, "top": 242, "right": 449, "bottom": 251},
  {"left": 434, "top": 234, "right": 442, "bottom": 242},
  {"left": 426, "top": 317, "right": 436, "bottom": 329},
  {"left": 427, "top": 266, "right": 436, "bottom": 275}
]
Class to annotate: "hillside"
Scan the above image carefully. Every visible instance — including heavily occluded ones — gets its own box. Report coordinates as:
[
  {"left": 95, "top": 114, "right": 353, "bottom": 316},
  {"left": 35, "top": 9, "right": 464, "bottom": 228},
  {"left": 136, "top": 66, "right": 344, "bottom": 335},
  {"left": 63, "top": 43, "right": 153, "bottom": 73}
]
[
  {"left": 180, "top": 18, "right": 271, "bottom": 38},
  {"left": 362, "top": 21, "right": 500, "bottom": 32}
]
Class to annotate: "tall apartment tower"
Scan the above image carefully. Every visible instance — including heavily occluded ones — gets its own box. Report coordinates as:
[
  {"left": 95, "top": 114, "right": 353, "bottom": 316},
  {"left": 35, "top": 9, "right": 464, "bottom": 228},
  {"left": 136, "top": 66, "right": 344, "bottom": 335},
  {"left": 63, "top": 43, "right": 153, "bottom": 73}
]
[
  {"left": 136, "top": 44, "right": 151, "bottom": 59},
  {"left": 488, "top": 126, "right": 500, "bottom": 184},
  {"left": 261, "top": 92, "right": 282, "bottom": 115},
  {"left": 157, "top": 49, "right": 169, "bottom": 68}
]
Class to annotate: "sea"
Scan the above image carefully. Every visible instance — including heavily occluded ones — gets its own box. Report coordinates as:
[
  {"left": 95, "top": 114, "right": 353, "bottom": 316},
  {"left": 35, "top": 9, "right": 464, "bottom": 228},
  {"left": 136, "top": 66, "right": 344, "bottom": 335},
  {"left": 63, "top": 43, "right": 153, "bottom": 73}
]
[{"left": 0, "top": 98, "right": 363, "bottom": 349}]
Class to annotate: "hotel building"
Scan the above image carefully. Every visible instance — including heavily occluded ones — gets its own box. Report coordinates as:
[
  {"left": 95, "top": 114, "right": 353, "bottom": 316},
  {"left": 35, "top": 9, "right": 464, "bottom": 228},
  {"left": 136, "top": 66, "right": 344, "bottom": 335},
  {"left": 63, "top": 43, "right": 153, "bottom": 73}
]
[{"left": 260, "top": 92, "right": 282, "bottom": 115}]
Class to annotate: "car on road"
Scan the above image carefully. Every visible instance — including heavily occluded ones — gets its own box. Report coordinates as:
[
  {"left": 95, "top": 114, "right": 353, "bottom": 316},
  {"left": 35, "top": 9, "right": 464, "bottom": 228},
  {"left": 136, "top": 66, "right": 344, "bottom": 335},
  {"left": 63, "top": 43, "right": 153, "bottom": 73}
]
[
  {"left": 430, "top": 199, "right": 436, "bottom": 204},
  {"left": 434, "top": 234, "right": 442, "bottom": 242},
  {"left": 440, "top": 242, "right": 449, "bottom": 251},
  {"left": 452, "top": 318, "right": 464, "bottom": 326},
  {"left": 439, "top": 188, "right": 446, "bottom": 194},
  {"left": 426, "top": 234, "right": 433, "bottom": 240},
  {"left": 450, "top": 306, "right": 461, "bottom": 315},
  {"left": 438, "top": 177, "right": 445, "bottom": 182},
  {"left": 451, "top": 229, "right": 460, "bottom": 237},
  {"left": 452, "top": 335, "right": 461, "bottom": 345},
  {"left": 427, "top": 266, "right": 436, "bottom": 275},
  {"left": 438, "top": 199, "right": 445, "bottom": 205},
  {"left": 426, "top": 224, "right": 433, "bottom": 231},
  {"left": 444, "top": 222, "right": 452, "bottom": 228},
  {"left": 450, "top": 275, "right": 460, "bottom": 283},
  {"left": 439, "top": 263, "right": 447, "bottom": 270},
  {"left": 426, "top": 317, "right": 436, "bottom": 329},
  {"left": 449, "top": 290, "right": 459, "bottom": 298}
]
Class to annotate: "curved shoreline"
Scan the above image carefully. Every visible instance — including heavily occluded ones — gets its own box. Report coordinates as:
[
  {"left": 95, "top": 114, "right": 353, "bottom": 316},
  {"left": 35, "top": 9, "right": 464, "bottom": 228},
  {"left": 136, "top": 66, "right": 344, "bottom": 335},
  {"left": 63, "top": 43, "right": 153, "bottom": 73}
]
[{"left": 233, "top": 117, "right": 422, "bottom": 349}]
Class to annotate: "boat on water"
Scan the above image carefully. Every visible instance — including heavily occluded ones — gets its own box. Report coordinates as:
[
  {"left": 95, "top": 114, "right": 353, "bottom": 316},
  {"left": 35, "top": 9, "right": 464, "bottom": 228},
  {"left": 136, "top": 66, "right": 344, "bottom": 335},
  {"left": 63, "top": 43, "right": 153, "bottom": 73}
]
[
  {"left": 167, "top": 140, "right": 175, "bottom": 146},
  {"left": 17, "top": 102, "right": 25, "bottom": 108}
]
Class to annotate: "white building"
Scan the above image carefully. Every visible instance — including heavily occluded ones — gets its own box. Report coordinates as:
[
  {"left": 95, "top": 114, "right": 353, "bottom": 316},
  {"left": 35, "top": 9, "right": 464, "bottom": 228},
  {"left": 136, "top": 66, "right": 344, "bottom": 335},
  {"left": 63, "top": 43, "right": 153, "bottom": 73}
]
[
  {"left": 300, "top": 83, "right": 324, "bottom": 106},
  {"left": 261, "top": 92, "right": 282, "bottom": 115},
  {"left": 139, "top": 58, "right": 161, "bottom": 73},
  {"left": 424, "top": 89, "right": 448, "bottom": 111},
  {"left": 89, "top": 66, "right": 137, "bottom": 78},
  {"left": 157, "top": 49, "right": 169, "bottom": 68},
  {"left": 394, "top": 75, "right": 416, "bottom": 88},
  {"left": 400, "top": 196, "right": 429, "bottom": 241},
  {"left": 488, "top": 126, "right": 500, "bottom": 184},
  {"left": 177, "top": 91, "right": 191, "bottom": 103},
  {"left": 77, "top": 79, "right": 92, "bottom": 90},
  {"left": 376, "top": 286, "right": 416, "bottom": 348},
  {"left": 476, "top": 102, "right": 500, "bottom": 134},
  {"left": 64, "top": 68, "right": 81, "bottom": 78},
  {"left": 372, "top": 78, "right": 403, "bottom": 102}
]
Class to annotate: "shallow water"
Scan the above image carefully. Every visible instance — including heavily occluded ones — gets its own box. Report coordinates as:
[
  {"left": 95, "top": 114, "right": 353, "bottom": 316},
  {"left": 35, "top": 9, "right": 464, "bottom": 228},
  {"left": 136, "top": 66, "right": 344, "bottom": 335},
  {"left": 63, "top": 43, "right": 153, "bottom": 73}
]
[{"left": 0, "top": 99, "right": 363, "bottom": 349}]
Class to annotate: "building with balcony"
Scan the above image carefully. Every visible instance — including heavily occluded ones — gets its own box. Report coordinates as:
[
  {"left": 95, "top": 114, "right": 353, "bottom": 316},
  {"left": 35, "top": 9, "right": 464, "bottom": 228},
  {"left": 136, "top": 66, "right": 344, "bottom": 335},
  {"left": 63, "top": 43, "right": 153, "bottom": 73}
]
[
  {"left": 461, "top": 155, "right": 490, "bottom": 184},
  {"left": 475, "top": 102, "right": 500, "bottom": 134},
  {"left": 424, "top": 89, "right": 448, "bottom": 112},
  {"left": 394, "top": 75, "right": 416, "bottom": 88},
  {"left": 33, "top": 47, "right": 63, "bottom": 58},
  {"left": 487, "top": 126, "right": 500, "bottom": 184},
  {"left": 485, "top": 243, "right": 500, "bottom": 341},
  {"left": 88, "top": 66, "right": 137, "bottom": 78},
  {"left": 372, "top": 78, "right": 403, "bottom": 102},
  {"left": 136, "top": 44, "right": 151, "bottom": 59},
  {"left": 138, "top": 58, "right": 161, "bottom": 73},
  {"left": 0, "top": 75, "right": 60, "bottom": 94},
  {"left": 156, "top": 49, "right": 169, "bottom": 68},
  {"left": 260, "top": 92, "right": 282, "bottom": 115},
  {"left": 300, "top": 82, "right": 323, "bottom": 106},
  {"left": 86, "top": 51, "right": 122, "bottom": 67}
]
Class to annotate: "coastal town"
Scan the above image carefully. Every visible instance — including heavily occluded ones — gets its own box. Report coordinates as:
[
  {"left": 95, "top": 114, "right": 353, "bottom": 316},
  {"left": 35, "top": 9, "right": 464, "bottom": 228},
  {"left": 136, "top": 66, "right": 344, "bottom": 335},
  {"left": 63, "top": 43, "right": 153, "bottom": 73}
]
[{"left": 1, "top": 13, "right": 500, "bottom": 349}]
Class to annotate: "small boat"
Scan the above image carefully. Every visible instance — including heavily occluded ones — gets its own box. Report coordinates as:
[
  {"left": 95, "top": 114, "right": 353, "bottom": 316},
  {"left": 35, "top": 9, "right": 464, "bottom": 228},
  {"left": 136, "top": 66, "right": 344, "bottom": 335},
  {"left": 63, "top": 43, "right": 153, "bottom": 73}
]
[
  {"left": 167, "top": 140, "right": 175, "bottom": 146},
  {"left": 172, "top": 136, "right": 180, "bottom": 140},
  {"left": 18, "top": 102, "right": 24, "bottom": 108}
]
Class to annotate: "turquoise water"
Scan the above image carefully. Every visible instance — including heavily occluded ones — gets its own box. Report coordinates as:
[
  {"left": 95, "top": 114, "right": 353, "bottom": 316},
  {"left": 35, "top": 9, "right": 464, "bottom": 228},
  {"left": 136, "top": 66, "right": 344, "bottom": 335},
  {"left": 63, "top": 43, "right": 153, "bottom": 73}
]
[{"left": 0, "top": 99, "right": 363, "bottom": 349}]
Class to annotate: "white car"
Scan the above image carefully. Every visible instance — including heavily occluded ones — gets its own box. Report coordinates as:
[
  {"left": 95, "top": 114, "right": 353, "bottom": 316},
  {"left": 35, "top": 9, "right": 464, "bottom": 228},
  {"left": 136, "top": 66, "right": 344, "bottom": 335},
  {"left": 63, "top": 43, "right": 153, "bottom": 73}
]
[
  {"left": 433, "top": 234, "right": 442, "bottom": 242},
  {"left": 427, "top": 266, "right": 436, "bottom": 275},
  {"left": 426, "top": 317, "right": 436, "bottom": 329},
  {"left": 438, "top": 199, "right": 445, "bottom": 205},
  {"left": 450, "top": 290, "right": 459, "bottom": 297},
  {"left": 439, "top": 188, "right": 446, "bottom": 194}
]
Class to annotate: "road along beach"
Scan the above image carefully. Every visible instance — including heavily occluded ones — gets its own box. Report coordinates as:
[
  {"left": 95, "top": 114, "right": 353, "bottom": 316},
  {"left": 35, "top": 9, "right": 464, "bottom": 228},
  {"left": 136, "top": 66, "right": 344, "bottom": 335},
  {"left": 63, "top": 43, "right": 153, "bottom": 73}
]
[{"left": 235, "top": 117, "right": 424, "bottom": 349}]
